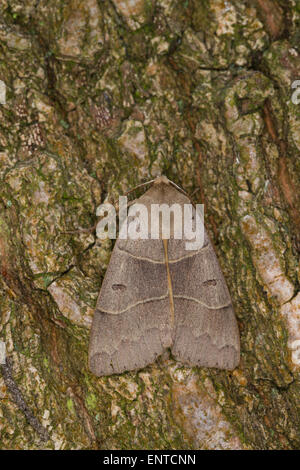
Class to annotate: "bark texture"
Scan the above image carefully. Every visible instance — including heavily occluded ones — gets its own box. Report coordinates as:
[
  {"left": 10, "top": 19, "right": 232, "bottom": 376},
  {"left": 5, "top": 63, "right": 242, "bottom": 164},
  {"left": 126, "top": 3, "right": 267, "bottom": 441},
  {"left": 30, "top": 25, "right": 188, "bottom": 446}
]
[{"left": 0, "top": 0, "right": 299, "bottom": 450}]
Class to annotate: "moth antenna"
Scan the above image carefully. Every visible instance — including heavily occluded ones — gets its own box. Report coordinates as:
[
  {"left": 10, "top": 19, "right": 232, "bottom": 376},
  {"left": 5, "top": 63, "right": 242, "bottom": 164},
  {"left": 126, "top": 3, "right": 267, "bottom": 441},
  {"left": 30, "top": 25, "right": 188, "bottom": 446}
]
[
  {"left": 190, "top": 187, "right": 200, "bottom": 198},
  {"left": 163, "top": 178, "right": 199, "bottom": 209},
  {"left": 62, "top": 221, "right": 98, "bottom": 235},
  {"left": 123, "top": 179, "right": 156, "bottom": 197},
  {"left": 126, "top": 176, "right": 198, "bottom": 208},
  {"left": 114, "top": 198, "right": 137, "bottom": 213},
  {"left": 168, "top": 180, "right": 190, "bottom": 199}
]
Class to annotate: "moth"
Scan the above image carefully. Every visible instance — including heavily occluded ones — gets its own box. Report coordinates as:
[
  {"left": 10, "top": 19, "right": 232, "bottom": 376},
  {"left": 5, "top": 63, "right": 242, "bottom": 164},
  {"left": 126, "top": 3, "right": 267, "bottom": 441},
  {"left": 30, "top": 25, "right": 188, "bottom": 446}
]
[{"left": 89, "top": 176, "right": 240, "bottom": 376}]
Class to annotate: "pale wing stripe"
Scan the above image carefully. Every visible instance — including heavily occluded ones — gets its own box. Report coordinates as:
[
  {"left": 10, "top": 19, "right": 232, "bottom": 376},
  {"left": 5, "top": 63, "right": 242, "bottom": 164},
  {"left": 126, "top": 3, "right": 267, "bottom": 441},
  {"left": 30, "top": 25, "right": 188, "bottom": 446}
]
[
  {"left": 98, "top": 293, "right": 169, "bottom": 315},
  {"left": 173, "top": 295, "right": 231, "bottom": 310},
  {"left": 116, "top": 244, "right": 210, "bottom": 264},
  {"left": 98, "top": 293, "right": 231, "bottom": 315}
]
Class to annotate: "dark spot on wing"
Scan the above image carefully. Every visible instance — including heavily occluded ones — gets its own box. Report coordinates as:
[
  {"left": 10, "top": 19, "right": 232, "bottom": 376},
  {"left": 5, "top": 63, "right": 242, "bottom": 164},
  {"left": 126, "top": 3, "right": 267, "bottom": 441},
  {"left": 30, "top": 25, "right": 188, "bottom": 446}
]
[
  {"left": 202, "top": 279, "right": 217, "bottom": 286},
  {"left": 112, "top": 284, "right": 127, "bottom": 291}
]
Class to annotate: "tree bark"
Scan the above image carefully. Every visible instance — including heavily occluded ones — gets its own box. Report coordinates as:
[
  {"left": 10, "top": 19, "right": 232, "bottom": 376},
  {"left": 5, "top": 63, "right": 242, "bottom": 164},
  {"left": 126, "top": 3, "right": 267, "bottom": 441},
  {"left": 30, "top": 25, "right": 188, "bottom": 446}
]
[{"left": 0, "top": 0, "right": 299, "bottom": 450}]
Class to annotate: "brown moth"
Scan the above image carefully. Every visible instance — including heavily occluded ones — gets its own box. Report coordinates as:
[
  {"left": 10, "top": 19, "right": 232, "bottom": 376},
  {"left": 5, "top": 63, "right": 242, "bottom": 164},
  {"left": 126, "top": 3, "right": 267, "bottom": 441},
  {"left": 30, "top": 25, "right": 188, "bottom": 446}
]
[{"left": 89, "top": 176, "right": 240, "bottom": 376}]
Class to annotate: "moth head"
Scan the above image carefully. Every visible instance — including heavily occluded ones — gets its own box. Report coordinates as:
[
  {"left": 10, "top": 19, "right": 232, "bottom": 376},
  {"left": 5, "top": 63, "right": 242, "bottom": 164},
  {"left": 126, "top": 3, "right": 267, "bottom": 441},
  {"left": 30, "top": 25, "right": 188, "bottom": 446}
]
[{"left": 153, "top": 175, "right": 170, "bottom": 186}]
